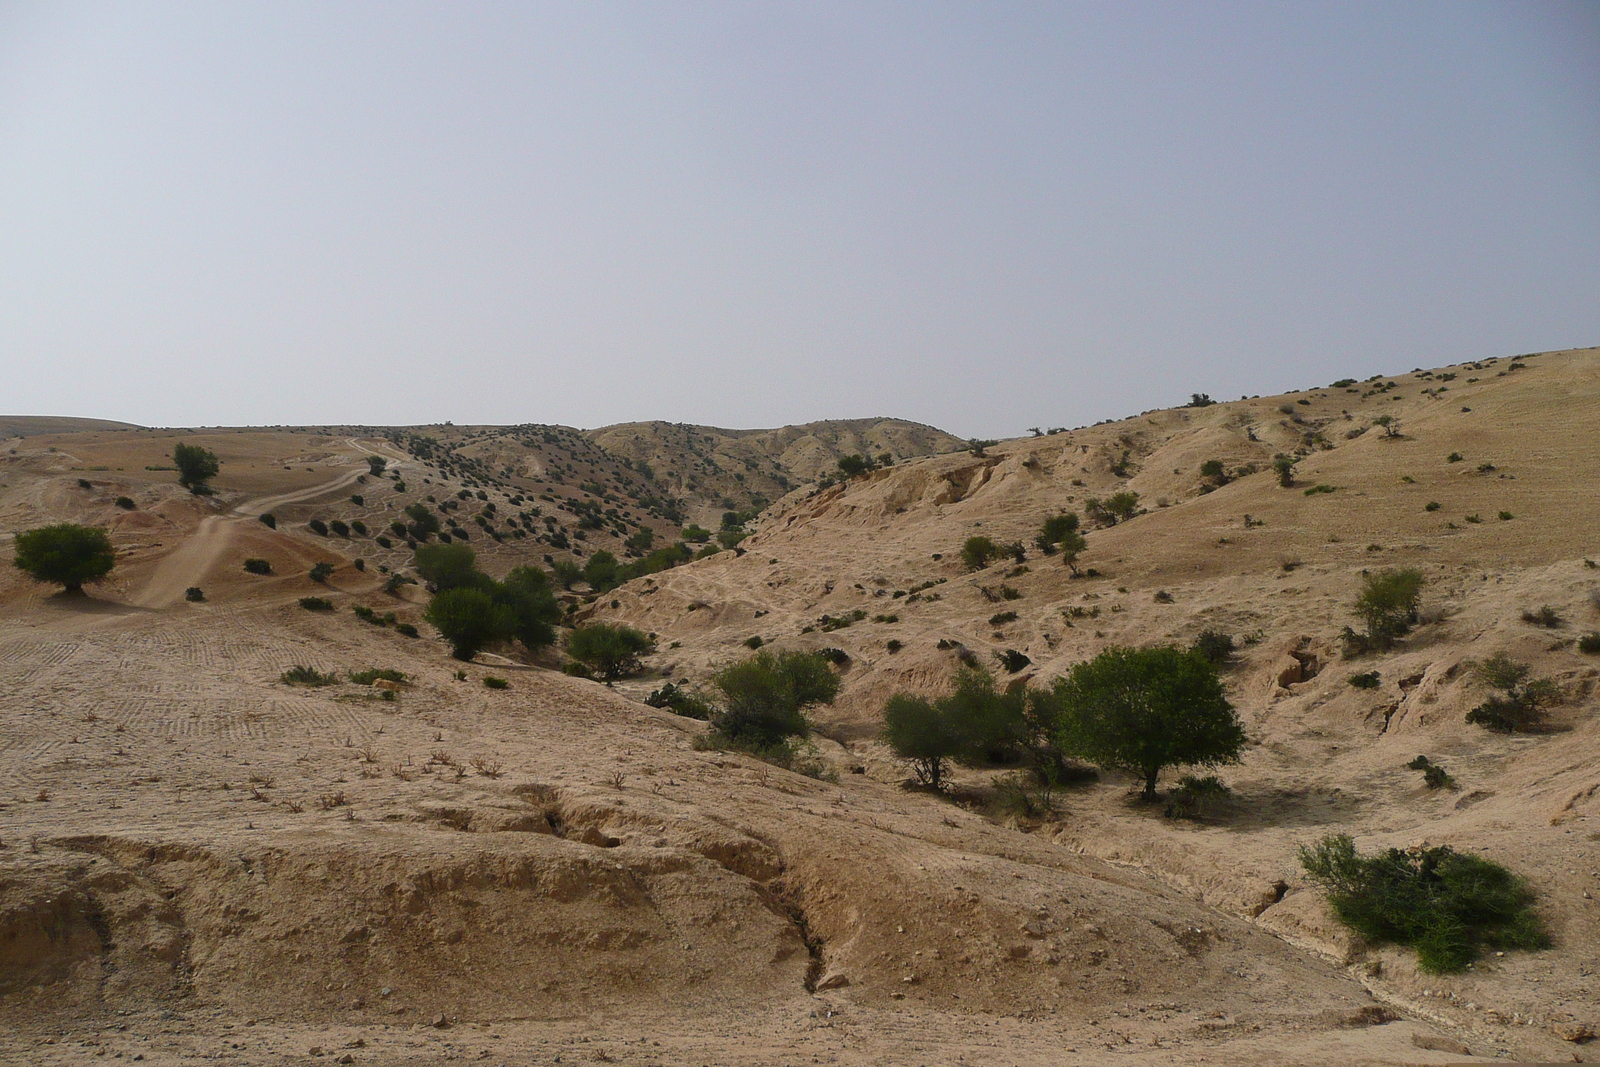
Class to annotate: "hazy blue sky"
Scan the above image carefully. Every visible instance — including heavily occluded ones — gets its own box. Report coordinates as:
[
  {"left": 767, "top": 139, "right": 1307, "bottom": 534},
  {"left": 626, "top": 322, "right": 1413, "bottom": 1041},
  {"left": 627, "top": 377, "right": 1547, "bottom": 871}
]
[{"left": 2, "top": 2, "right": 1596, "bottom": 437}]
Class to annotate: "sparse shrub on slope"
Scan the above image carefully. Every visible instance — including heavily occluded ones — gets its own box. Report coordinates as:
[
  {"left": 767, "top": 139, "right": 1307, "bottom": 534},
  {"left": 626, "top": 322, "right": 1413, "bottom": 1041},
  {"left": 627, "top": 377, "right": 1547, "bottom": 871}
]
[
  {"left": 1299, "top": 835, "right": 1548, "bottom": 973},
  {"left": 1191, "top": 630, "right": 1236, "bottom": 665},
  {"left": 12, "top": 524, "right": 116, "bottom": 593},
  {"left": 961, "top": 536, "right": 1002, "bottom": 571},
  {"left": 1341, "top": 567, "right": 1425, "bottom": 654},
  {"left": 645, "top": 682, "right": 714, "bottom": 720},
  {"left": 1464, "top": 653, "right": 1560, "bottom": 733}
]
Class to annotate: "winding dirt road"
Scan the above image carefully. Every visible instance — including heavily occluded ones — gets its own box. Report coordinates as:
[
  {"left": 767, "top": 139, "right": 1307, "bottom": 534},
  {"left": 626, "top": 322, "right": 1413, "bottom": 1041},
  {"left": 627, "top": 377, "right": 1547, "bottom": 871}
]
[{"left": 131, "top": 440, "right": 400, "bottom": 610}]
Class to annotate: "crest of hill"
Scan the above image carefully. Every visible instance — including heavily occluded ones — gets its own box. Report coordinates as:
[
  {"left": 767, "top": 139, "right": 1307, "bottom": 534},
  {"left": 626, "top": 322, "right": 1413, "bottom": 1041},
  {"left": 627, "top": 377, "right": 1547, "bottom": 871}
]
[
  {"left": 0, "top": 415, "right": 142, "bottom": 437},
  {"left": 586, "top": 417, "right": 966, "bottom": 489}
]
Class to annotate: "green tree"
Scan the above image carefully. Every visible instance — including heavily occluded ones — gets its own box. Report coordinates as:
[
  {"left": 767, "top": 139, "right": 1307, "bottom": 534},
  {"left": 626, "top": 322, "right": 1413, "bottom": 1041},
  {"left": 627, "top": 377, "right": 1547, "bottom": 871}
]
[
  {"left": 497, "top": 566, "right": 562, "bottom": 651},
  {"left": 414, "top": 542, "right": 485, "bottom": 592},
  {"left": 172, "top": 442, "right": 220, "bottom": 491},
  {"left": 1048, "top": 645, "right": 1245, "bottom": 800},
  {"left": 1272, "top": 454, "right": 1297, "bottom": 487},
  {"left": 881, "top": 695, "right": 961, "bottom": 790},
  {"left": 404, "top": 502, "right": 440, "bottom": 540},
  {"left": 423, "top": 587, "right": 514, "bottom": 660},
  {"left": 366, "top": 455, "right": 387, "bottom": 475},
  {"left": 837, "top": 454, "right": 874, "bottom": 478},
  {"left": 13, "top": 524, "right": 116, "bottom": 593},
  {"left": 710, "top": 649, "right": 840, "bottom": 750},
  {"left": 1035, "top": 512, "right": 1088, "bottom": 574},
  {"left": 567, "top": 621, "right": 653, "bottom": 680},
  {"left": 582, "top": 549, "right": 621, "bottom": 591}
]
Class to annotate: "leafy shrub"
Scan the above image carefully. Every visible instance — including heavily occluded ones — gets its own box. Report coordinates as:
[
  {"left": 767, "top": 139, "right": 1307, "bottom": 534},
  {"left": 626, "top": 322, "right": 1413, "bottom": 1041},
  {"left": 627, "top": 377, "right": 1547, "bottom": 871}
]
[
  {"left": 367, "top": 455, "right": 386, "bottom": 475},
  {"left": 886, "top": 639, "right": 903, "bottom": 653},
  {"left": 1191, "top": 630, "right": 1235, "bottom": 664},
  {"left": 12, "top": 524, "right": 117, "bottom": 592},
  {"left": 259, "top": 513, "right": 276, "bottom": 528},
  {"left": 394, "top": 623, "right": 419, "bottom": 638},
  {"left": 375, "top": 535, "right": 392, "bottom": 549},
  {"left": 329, "top": 519, "right": 349, "bottom": 537},
  {"left": 1447, "top": 452, "right": 1463, "bottom": 463},
  {"left": 308, "top": 519, "right": 329, "bottom": 536},
  {"left": 351, "top": 520, "right": 368, "bottom": 536},
  {"left": 299, "top": 596, "right": 334, "bottom": 611},
  {"left": 1304, "top": 484, "right": 1336, "bottom": 496},
  {"left": 744, "top": 635, "right": 764, "bottom": 650},
  {"left": 243, "top": 558, "right": 273, "bottom": 575},
  {"left": 1153, "top": 590, "right": 1174, "bottom": 603},
  {"left": 567, "top": 622, "right": 654, "bottom": 680},
  {"left": 115, "top": 496, "right": 137, "bottom": 510},
  {"left": 996, "top": 648, "right": 1031, "bottom": 673},
  {"left": 707, "top": 649, "right": 840, "bottom": 751},
  {"left": 350, "top": 668, "right": 404, "bottom": 684},
  {"left": 988, "top": 610, "right": 1018, "bottom": 626},
  {"left": 483, "top": 676, "right": 509, "bottom": 690},
  {"left": 1298, "top": 834, "right": 1548, "bottom": 972},
  {"left": 414, "top": 542, "right": 485, "bottom": 592},
  {"left": 280, "top": 665, "right": 337, "bottom": 686},
  {"left": 1163, "top": 774, "right": 1232, "bottom": 820},
  {"left": 1272, "top": 455, "right": 1296, "bottom": 487},
  {"left": 425, "top": 588, "right": 514, "bottom": 660},
  {"left": 1085, "top": 491, "right": 1139, "bottom": 525},
  {"left": 1406, "top": 755, "right": 1454, "bottom": 789},
  {"left": 961, "top": 536, "right": 1001, "bottom": 571},
  {"left": 309, "top": 562, "right": 334, "bottom": 583},
  {"left": 1424, "top": 501, "right": 1441, "bottom": 511},
  {"left": 1578, "top": 632, "right": 1600, "bottom": 654},
  {"left": 817, "top": 647, "right": 849, "bottom": 665},
  {"left": 350, "top": 494, "right": 364, "bottom": 506},
  {"left": 645, "top": 682, "right": 715, "bottom": 719},
  {"left": 1348, "top": 671, "right": 1381, "bottom": 689},
  {"left": 1465, "top": 653, "right": 1560, "bottom": 732},
  {"left": 184, "top": 586, "right": 205, "bottom": 602},
  {"left": 1341, "top": 567, "right": 1425, "bottom": 654},
  {"left": 1520, "top": 605, "right": 1562, "bottom": 628}
]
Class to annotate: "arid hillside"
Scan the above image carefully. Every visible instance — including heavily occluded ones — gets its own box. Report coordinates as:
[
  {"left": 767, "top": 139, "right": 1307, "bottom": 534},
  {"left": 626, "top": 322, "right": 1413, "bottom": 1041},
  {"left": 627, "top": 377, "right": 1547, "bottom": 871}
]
[{"left": 0, "top": 349, "right": 1596, "bottom": 1065}]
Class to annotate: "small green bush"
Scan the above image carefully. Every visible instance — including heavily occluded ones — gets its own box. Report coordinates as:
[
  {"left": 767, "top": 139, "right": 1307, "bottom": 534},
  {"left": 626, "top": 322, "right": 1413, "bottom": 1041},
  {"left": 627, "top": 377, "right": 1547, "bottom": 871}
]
[
  {"left": 309, "top": 562, "right": 334, "bottom": 583},
  {"left": 308, "top": 519, "right": 329, "bottom": 536},
  {"left": 394, "top": 623, "right": 419, "bottom": 638},
  {"left": 259, "top": 513, "right": 276, "bottom": 528},
  {"left": 1304, "top": 484, "right": 1336, "bottom": 496},
  {"left": 645, "top": 682, "right": 714, "bottom": 720},
  {"left": 989, "top": 610, "right": 1018, "bottom": 626},
  {"left": 1578, "top": 633, "right": 1600, "bottom": 654},
  {"left": 115, "top": 496, "right": 136, "bottom": 510},
  {"left": 1191, "top": 630, "right": 1235, "bottom": 664},
  {"left": 483, "top": 676, "right": 509, "bottom": 690},
  {"left": 744, "top": 635, "right": 764, "bottom": 650},
  {"left": 1465, "top": 653, "right": 1560, "bottom": 732},
  {"left": 299, "top": 596, "right": 334, "bottom": 611},
  {"left": 243, "top": 558, "right": 273, "bottom": 575},
  {"left": 1424, "top": 501, "right": 1441, "bottom": 512},
  {"left": 567, "top": 622, "right": 654, "bottom": 680},
  {"left": 1299, "top": 834, "right": 1547, "bottom": 973},
  {"left": 350, "top": 494, "right": 364, "bottom": 506},
  {"left": 375, "top": 535, "right": 393, "bottom": 549},
  {"left": 886, "top": 639, "right": 904, "bottom": 653},
  {"left": 996, "top": 649, "right": 1031, "bottom": 673},
  {"left": 329, "top": 519, "right": 349, "bottom": 537},
  {"left": 351, "top": 520, "right": 368, "bottom": 536},
  {"left": 961, "top": 536, "right": 1002, "bottom": 571},
  {"left": 1163, "top": 774, "right": 1232, "bottom": 820},
  {"left": 184, "top": 586, "right": 205, "bottom": 602},
  {"left": 350, "top": 668, "right": 404, "bottom": 684},
  {"left": 280, "top": 665, "right": 337, "bottom": 686},
  {"left": 1406, "top": 756, "right": 1454, "bottom": 789},
  {"left": 1348, "top": 671, "right": 1381, "bottom": 689}
]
